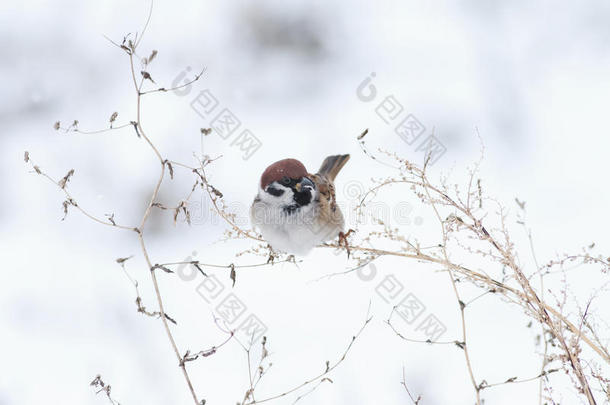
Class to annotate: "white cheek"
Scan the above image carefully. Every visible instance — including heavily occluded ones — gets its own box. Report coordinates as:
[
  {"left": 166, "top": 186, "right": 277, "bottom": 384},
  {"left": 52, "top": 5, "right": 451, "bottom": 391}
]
[
  {"left": 258, "top": 185, "right": 294, "bottom": 206},
  {"left": 310, "top": 188, "right": 318, "bottom": 202}
]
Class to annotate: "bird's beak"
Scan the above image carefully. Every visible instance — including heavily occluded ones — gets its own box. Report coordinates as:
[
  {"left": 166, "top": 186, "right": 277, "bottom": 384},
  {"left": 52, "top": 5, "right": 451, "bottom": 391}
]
[{"left": 296, "top": 177, "right": 314, "bottom": 192}]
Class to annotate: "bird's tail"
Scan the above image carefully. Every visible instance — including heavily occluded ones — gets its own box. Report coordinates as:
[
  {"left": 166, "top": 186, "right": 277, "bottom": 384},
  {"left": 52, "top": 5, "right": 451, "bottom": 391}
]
[{"left": 317, "top": 154, "right": 350, "bottom": 181}]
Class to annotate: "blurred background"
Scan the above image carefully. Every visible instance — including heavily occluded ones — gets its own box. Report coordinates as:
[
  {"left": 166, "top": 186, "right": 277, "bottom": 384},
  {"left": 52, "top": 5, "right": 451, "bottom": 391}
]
[{"left": 1, "top": 1, "right": 609, "bottom": 404}]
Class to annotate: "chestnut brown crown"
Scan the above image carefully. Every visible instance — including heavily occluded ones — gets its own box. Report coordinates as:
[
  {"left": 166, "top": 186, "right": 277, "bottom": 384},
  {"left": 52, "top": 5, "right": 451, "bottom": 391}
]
[{"left": 260, "top": 158, "right": 308, "bottom": 189}]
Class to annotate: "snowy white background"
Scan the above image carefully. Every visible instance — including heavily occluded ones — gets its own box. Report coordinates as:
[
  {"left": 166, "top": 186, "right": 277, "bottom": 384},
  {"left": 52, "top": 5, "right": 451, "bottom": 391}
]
[{"left": 1, "top": 1, "right": 609, "bottom": 404}]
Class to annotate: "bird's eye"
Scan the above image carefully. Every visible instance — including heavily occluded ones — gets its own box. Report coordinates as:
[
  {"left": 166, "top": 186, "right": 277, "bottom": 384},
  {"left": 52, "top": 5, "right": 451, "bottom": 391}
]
[{"left": 281, "top": 177, "right": 291, "bottom": 185}]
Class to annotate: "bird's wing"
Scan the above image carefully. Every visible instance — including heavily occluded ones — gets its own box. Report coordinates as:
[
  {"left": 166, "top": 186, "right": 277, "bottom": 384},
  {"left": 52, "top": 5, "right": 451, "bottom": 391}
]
[{"left": 311, "top": 173, "right": 344, "bottom": 230}]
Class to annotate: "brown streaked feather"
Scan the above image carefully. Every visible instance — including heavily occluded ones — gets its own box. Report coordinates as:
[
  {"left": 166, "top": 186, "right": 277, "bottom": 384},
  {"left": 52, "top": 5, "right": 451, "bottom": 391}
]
[
  {"left": 316, "top": 154, "right": 350, "bottom": 182},
  {"left": 310, "top": 173, "right": 344, "bottom": 230},
  {"left": 310, "top": 154, "right": 350, "bottom": 231}
]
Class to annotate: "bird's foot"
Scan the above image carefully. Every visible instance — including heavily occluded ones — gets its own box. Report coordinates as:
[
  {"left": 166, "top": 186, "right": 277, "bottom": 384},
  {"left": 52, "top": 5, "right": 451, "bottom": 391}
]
[{"left": 338, "top": 229, "right": 355, "bottom": 258}]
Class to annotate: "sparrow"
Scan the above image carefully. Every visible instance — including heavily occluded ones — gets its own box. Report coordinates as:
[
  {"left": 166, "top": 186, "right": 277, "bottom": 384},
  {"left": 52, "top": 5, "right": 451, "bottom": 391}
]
[{"left": 250, "top": 154, "right": 350, "bottom": 256}]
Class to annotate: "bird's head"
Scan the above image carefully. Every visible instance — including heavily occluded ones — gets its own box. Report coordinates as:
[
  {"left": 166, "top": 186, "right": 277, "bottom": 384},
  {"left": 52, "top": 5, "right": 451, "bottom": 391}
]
[{"left": 258, "top": 158, "right": 316, "bottom": 209}]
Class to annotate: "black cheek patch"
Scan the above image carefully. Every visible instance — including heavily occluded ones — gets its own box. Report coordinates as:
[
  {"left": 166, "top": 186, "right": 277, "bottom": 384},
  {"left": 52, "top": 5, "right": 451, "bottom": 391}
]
[{"left": 266, "top": 186, "right": 285, "bottom": 197}]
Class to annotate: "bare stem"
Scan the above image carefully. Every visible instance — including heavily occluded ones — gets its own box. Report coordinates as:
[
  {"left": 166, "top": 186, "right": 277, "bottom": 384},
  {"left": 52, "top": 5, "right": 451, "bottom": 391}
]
[{"left": 126, "top": 48, "right": 201, "bottom": 404}]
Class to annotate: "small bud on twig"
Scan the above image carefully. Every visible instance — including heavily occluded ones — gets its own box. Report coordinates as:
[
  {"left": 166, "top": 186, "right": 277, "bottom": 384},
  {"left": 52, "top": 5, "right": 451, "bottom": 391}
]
[
  {"left": 58, "top": 169, "right": 75, "bottom": 189},
  {"left": 105, "top": 213, "right": 116, "bottom": 226},
  {"left": 109, "top": 112, "right": 118, "bottom": 128},
  {"left": 148, "top": 49, "right": 158, "bottom": 63},
  {"left": 116, "top": 256, "right": 133, "bottom": 268},
  {"left": 164, "top": 160, "right": 174, "bottom": 179},
  {"left": 140, "top": 71, "right": 156, "bottom": 83}
]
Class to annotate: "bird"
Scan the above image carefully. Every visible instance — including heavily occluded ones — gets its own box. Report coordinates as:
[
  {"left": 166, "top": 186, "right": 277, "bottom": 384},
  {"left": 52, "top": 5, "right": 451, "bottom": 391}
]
[{"left": 250, "top": 154, "right": 351, "bottom": 256}]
